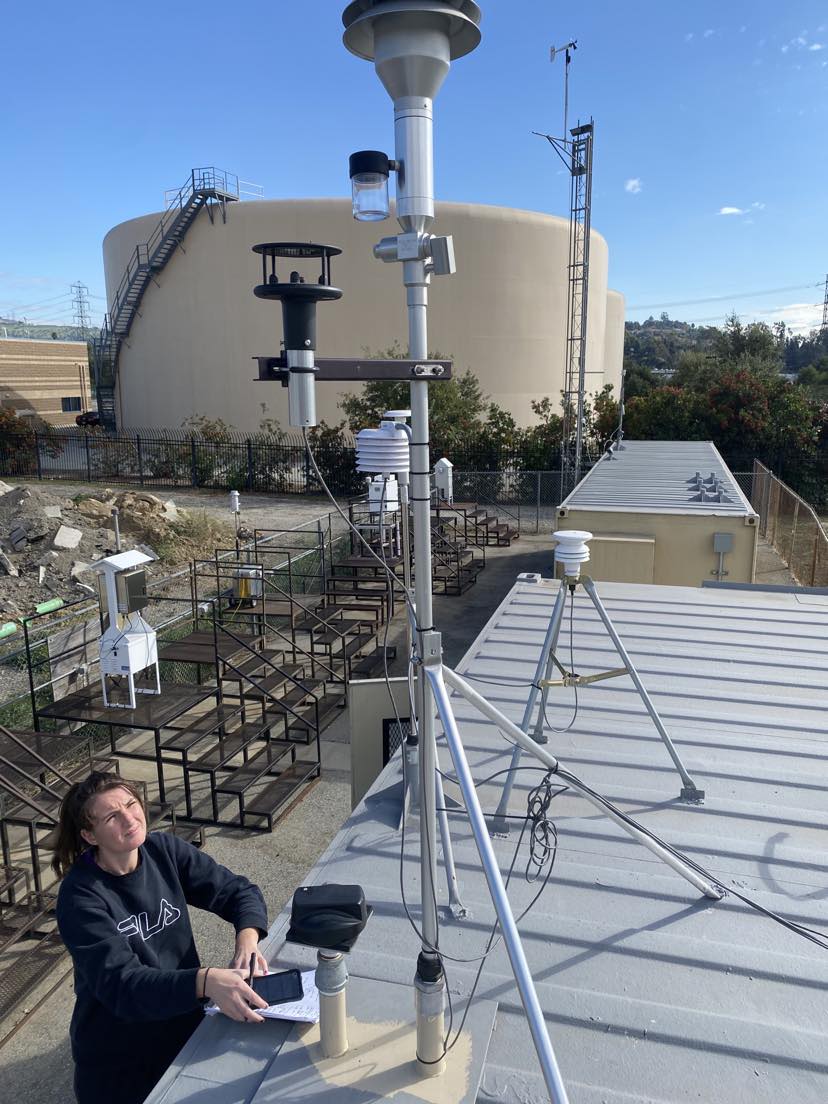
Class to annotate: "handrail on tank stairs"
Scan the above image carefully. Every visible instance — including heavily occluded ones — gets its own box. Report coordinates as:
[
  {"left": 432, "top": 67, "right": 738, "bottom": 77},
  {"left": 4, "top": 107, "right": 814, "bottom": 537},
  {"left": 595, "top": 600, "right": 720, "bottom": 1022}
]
[{"left": 91, "top": 168, "right": 240, "bottom": 424}]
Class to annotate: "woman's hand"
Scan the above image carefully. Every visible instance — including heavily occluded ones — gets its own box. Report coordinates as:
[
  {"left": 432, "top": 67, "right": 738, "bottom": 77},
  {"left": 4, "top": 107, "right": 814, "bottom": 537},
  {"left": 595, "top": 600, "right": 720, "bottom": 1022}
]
[
  {"left": 230, "top": 928, "right": 268, "bottom": 976},
  {"left": 203, "top": 967, "right": 269, "bottom": 1023}
]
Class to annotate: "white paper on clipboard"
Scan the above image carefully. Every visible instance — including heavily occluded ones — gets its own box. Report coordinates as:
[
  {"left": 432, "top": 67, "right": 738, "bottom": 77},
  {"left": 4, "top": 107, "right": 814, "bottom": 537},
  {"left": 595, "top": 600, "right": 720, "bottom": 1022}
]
[{"left": 205, "top": 970, "right": 319, "bottom": 1024}]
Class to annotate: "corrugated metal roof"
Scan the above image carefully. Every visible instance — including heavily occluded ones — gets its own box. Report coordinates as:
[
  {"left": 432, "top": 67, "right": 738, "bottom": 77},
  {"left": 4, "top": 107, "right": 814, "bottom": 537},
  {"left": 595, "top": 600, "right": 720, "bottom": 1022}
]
[
  {"left": 561, "top": 441, "right": 756, "bottom": 516},
  {"left": 153, "top": 578, "right": 828, "bottom": 1103}
]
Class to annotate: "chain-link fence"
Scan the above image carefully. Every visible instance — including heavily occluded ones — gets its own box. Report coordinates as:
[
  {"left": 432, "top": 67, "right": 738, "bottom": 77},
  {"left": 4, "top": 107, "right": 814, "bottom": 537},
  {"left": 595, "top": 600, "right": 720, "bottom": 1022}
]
[
  {"left": 0, "top": 428, "right": 365, "bottom": 497},
  {"left": 452, "top": 470, "right": 563, "bottom": 533},
  {"left": 751, "top": 460, "right": 828, "bottom": 587}
]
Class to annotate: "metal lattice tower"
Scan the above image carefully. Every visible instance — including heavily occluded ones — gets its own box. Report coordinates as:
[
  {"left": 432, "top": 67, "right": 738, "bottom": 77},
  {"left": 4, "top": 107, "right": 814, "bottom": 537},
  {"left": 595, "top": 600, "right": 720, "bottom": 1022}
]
[
  {"left": 560, "top": 120, "right": 594, "bottom": 498},
  {"left": 71, "top": 281, "right": 91, "bottom": 341},
  {"left": 821, "top": 274, "right": 828, "bottom": 330}
]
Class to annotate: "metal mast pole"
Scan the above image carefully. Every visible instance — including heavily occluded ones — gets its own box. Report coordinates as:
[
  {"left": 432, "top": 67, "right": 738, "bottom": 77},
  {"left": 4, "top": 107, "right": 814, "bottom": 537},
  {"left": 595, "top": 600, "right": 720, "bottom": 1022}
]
[
  {"left": 342, "top": 0, "right": 482, "bottom": 1077},
  {"left": 821, "top": 274, "right": 828, "bottom": 330},
  {"left": 560, "top": 121, "right": 594, "bottom": 498}
]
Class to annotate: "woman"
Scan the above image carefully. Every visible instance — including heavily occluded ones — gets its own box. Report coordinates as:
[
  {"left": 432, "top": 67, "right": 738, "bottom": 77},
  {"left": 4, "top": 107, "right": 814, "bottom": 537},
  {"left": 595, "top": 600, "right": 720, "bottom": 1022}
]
[{"left": 54, "top": 770, "right": 271, "bottom": 1104}]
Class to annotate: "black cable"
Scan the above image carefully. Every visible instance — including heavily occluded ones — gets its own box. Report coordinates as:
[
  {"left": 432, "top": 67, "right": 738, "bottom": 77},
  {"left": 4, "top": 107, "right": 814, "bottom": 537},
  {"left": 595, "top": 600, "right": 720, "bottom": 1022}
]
[
  {"left": 554, "top": 766, "right": 828, "bottom": 952},
  {"left": 443, "top": 770, "right": 564, "bottom": 1053}
]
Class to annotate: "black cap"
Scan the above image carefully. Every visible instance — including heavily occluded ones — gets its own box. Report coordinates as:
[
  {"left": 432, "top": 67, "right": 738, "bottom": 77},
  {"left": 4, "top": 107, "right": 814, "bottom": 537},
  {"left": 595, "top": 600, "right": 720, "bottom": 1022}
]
[{"left": 349, "top": 150, "right": 390, "bottom": 179}]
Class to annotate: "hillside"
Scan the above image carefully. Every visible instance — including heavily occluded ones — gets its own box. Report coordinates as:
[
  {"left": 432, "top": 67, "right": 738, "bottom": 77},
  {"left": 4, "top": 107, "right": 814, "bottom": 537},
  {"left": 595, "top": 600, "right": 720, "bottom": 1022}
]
[{"left": 0, "top": 320, "right": 93, "bottom": 343}]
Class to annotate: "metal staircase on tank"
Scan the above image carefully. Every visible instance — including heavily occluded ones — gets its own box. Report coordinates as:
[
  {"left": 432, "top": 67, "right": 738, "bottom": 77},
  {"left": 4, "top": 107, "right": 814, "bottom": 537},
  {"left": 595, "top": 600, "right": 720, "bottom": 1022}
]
[{"left": 91, "top": 167, "right": 241, "bottom": 429}]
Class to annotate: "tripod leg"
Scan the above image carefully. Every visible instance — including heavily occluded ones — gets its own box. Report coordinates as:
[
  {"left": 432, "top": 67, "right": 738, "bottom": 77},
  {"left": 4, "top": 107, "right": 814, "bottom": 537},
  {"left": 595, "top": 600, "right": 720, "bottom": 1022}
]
[
  {"left": 489, "top": 581, "right": 569, "bottom": 834},
  {"left": 427, "top": 664, "right": 572, "bottom": 1104},
  {"left": 580, "top": 576, "right": 704, "bottom": 803},
  {"left": 442, "top": 665, "right": 722, "bottom": 900},
  {"left": 435, "top": 770, "right": 468, "bottom": 918}
]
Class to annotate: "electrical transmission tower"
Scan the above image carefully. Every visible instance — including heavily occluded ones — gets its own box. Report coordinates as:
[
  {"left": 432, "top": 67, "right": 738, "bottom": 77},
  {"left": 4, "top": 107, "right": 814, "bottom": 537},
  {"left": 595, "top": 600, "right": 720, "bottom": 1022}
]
[
  {"left": 71, "top": 281, "right": 91, "bottom": 341},
  {"left": 821, "top": 274, "right": 828, "bottom": 330},
  {"left": 536, "top": 40, "right": 595, "bottom": 498}
]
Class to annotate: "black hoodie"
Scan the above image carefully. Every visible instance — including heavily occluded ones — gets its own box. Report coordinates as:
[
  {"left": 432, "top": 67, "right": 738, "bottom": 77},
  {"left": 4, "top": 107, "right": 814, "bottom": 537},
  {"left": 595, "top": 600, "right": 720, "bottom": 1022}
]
[{"left": 57, "top": 831, "right": 267, "bottom": 1067}]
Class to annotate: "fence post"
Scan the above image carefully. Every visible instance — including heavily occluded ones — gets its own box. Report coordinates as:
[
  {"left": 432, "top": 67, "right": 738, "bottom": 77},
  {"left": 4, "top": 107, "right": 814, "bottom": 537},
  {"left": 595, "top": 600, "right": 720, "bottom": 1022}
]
[
  {"left": 246, "top": 439, "right": 254, "bottom": 490},
  {"left": 789, "top": 501, "right": 800, "bottom": 573},
  {"left": 136, "top": 435, "right": 144, "bottom": 485},
  {"left": 85, "top": 435, "right": 92, "bottom": 482},
  {"left": 190, "top": 439, "right": 198, "bottom": 487},
  {"left": 535, "top": 472, "right": 541, "bottom": 534},
  {"left": 762, "top": 468, "right": 771, "bottom": 538},
  {"left": 811, "top": 533, "right": 819, "bottom": 587},
  {"left": 35, "top": 432, "right": 42, "bottom": 480}
]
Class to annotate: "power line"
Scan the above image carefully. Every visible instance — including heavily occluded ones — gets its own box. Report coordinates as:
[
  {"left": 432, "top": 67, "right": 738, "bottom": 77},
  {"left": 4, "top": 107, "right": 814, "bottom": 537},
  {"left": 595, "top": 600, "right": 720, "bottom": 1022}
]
[
  {"left": 0, "top": 291, "right": 75, "bottom": 313},
  {"left": 628, "top": 281, "right": 822, "bottom": 311}
]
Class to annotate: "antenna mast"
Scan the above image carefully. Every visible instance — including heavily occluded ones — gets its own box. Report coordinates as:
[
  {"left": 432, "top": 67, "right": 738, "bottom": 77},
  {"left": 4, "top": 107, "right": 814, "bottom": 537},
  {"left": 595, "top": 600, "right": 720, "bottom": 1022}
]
[
  {"left": 538, "top": 40, "right": 595, "bottom": 498},
  {"left": 821, "top": 274, "right": 828, "bottom": 330},
  {"left": 550, "top": 40, "right": 577, "bottom": 139}
]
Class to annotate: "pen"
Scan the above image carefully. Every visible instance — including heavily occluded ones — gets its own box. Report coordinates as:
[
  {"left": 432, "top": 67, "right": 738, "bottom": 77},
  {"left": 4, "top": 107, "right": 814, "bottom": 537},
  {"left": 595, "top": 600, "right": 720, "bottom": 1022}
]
[{"left": 248, "top": 951, "right": 256, "bottom": 989}]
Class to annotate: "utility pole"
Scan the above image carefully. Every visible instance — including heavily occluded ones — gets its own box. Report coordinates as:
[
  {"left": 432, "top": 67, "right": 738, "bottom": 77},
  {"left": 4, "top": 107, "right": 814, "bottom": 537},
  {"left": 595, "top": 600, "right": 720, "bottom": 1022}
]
[{"left": 71, "top": 281, "right": 91, "bottom": 341}]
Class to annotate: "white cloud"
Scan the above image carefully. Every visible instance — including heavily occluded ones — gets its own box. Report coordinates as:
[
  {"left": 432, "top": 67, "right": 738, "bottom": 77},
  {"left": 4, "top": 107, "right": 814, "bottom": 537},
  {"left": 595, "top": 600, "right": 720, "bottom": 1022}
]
[
  {"left": 624, "top": 178, "right": 642, "bottom": 194},
  {"left": 758, "top": 301, "right": 823, "bottom": 335},
  {"left": 684, "top": 32, "right": 694, "bottom": 42},
  {"left": 739, "top": 25, "right": 747, "bottom": 33},
  {"left": 783, "top": 34, "right": 821, "bottom": 53},
  {"left": 718, "top": 202, "right": 765, "bottom": 217},
  {"left": 703, "top": 28, "right": 715, "bottom": 38}
]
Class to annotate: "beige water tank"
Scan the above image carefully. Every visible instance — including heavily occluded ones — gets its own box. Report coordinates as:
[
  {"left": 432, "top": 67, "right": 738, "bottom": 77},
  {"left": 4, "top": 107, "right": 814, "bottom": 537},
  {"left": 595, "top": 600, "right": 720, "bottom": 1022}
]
[{"left": 102, "top": 198, "right": 625, "bottom": 432}]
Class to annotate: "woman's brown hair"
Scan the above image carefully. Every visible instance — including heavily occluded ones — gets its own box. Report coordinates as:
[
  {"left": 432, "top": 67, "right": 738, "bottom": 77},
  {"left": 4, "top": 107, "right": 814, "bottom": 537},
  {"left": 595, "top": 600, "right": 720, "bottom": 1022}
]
[{"left": 51, "top": 771, "right": 146, "bottom": 878}]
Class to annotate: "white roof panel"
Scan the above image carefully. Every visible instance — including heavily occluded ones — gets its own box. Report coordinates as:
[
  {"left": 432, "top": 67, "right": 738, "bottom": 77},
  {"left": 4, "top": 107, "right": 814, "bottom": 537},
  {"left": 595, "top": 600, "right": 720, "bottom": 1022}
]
[
  {"left": 561, "top": 441, "right": 755, "bottom": 516},
  {"left": 152, "top": 578, "right": 828, "bottom": 1103}
]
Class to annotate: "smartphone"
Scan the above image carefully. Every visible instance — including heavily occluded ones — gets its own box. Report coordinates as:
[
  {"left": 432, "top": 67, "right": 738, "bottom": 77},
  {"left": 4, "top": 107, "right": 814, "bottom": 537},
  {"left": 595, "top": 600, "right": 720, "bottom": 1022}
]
[{"left": 251, "top": 969, "right": 303, "bottom": 1006}]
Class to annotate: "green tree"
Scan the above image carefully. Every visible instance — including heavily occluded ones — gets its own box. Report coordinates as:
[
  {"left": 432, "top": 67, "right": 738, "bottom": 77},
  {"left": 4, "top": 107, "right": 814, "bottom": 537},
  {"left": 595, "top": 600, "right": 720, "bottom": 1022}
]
[
  {"left": 339, "top": 364, "right": 492, "bottom": 453},
  {"left": 624, "top": 386, "right": 705, "bottom": 441},
  {"left": 589, "top": 384, "right": 619, "bottom": 447},
  {"left": 713, "top": 314, "right": 781, "bottom": 373},
  {"left": 516, "top": 396, "right": 563, "bottom": 470},
  {"left": 670, "top": 350, "right": 720, "bottom": 391},
  {"left": 622, "top": 358, "right": 657, "bottom": 399}
]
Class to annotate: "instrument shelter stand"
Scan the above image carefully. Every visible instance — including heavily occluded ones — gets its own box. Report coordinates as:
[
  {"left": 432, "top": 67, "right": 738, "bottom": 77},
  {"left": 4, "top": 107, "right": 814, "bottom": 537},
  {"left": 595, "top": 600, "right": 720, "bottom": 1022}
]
[{"left": 490, "top": 572, "right": 704, "bottom": 836}]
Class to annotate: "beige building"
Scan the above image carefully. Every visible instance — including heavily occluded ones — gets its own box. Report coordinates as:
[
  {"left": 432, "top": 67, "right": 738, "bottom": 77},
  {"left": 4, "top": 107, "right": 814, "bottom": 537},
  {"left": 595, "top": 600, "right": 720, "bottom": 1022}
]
[
  {"left": 555, "top": 441, "right": 759, "bottom": 587},
  {"left": 0, "top": 338, "right": 93, "bottom": 425},
  {"left": 102, "top": 198, "right": 624, "bottom": 432}
]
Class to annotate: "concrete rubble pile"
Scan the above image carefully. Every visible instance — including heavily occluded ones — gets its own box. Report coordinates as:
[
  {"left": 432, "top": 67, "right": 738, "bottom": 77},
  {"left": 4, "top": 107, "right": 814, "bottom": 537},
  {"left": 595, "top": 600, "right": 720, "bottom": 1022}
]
[{"left": 0, "top": 481, "right": 181, "bottom": 620}]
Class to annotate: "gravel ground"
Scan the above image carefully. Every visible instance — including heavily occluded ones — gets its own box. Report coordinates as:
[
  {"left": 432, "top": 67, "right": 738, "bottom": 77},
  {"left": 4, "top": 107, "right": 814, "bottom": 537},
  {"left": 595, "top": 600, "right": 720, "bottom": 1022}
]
[{"left": 6, "top": 480, "right": 341, "bottom": 535}]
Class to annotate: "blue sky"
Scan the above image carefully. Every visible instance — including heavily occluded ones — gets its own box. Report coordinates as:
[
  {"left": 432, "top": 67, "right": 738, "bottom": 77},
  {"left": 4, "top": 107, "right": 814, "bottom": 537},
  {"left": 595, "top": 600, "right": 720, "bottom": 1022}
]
[{"left": 1, "top": 1, "right": 826, "bottom": 334}]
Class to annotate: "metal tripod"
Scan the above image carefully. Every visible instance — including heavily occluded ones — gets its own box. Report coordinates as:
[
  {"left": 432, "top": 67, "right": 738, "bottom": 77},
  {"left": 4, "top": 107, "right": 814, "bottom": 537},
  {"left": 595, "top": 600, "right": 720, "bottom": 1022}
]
[{"left": 490, "top": 574, "right": 704, "bottom": 833}]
